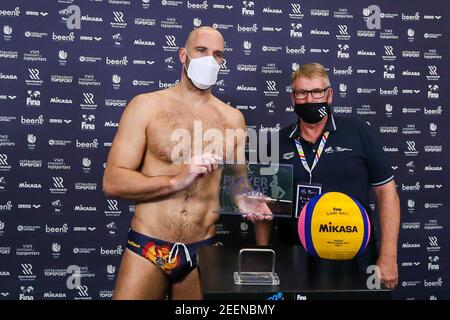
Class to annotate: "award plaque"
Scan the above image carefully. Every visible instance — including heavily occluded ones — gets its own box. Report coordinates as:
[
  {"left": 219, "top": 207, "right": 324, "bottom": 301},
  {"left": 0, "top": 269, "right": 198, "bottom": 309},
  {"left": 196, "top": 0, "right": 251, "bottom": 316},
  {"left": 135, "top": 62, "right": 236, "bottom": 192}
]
[{"left": 215, "top": 163, "right": 293, "bottom": 218}]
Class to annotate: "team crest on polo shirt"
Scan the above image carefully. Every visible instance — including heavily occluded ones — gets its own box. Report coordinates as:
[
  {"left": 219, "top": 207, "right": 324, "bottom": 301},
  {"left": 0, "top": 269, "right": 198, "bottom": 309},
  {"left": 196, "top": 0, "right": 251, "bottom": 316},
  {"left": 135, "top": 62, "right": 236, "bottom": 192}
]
[
  {"left": 283, "top": 152, "right": 295, "bottom": 160},
  {"left": 324, "top": 146, "right": 353, "bottom": 154}
]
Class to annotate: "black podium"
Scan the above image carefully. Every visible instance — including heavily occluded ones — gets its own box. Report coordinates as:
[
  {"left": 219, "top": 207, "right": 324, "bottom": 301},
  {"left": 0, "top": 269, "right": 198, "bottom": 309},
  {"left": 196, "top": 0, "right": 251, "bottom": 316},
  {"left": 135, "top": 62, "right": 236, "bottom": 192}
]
[{"left": 197, "top": 246, "right": 390, "bottom": 300}]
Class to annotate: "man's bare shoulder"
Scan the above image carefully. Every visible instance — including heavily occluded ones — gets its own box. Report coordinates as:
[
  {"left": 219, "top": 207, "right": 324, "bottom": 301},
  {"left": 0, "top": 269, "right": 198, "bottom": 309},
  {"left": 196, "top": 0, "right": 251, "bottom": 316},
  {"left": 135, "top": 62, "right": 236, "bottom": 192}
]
[
  {"left": 212, "top": 97, "right": 246, "bottom": 129},
  {"left": 125, "top": 90, "right": 173, "bottom": 117}
]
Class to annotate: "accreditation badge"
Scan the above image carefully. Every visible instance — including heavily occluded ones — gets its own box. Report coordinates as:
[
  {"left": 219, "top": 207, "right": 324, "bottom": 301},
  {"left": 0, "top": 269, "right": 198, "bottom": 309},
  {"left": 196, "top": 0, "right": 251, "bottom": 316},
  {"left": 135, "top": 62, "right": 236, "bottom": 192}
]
[{"left": 294, "top": 183, "right": 322, "bottom": 218}]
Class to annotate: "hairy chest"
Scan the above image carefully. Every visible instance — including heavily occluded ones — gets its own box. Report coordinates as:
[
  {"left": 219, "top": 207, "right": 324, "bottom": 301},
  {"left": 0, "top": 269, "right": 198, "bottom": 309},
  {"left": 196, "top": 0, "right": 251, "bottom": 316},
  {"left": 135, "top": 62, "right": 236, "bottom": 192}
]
[{"left": 147, "top": 108, "right": 236, "bottom": 163}]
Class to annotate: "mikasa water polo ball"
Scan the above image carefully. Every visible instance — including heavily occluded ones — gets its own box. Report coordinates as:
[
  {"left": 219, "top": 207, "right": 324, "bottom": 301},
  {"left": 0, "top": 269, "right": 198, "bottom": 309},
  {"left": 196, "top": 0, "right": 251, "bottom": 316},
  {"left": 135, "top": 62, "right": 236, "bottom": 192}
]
[{"left": 298, "top": 192, "right": 371, "bottom": 260}]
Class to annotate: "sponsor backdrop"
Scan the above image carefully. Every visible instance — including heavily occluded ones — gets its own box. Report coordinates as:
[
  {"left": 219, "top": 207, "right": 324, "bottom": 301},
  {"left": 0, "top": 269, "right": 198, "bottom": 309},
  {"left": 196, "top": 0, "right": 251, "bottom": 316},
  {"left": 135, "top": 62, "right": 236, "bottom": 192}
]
[{"left": 0, "top": 0, "right": 448, "bottom": 300}]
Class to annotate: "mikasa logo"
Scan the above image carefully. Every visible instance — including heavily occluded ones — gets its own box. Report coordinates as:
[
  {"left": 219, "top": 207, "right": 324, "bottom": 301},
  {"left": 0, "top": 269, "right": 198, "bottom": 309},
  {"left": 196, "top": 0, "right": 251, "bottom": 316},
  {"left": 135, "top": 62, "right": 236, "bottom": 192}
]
[{"left": 319, "top": 222, "right": 358, "bottom": 233}]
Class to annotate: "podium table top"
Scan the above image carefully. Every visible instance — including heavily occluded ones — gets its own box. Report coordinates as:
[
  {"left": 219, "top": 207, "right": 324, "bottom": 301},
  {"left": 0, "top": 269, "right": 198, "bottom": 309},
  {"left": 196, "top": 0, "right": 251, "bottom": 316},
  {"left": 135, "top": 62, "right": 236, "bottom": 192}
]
[{"left": 197, "top": 245, "right": 390, "bottom": 300}]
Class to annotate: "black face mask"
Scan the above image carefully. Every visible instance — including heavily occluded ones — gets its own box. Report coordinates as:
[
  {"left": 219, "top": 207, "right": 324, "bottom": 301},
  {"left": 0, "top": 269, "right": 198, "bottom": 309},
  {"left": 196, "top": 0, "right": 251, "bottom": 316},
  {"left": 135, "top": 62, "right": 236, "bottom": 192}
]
[{"left": 294, "top": 102, "right": 329, "bottom": 124}]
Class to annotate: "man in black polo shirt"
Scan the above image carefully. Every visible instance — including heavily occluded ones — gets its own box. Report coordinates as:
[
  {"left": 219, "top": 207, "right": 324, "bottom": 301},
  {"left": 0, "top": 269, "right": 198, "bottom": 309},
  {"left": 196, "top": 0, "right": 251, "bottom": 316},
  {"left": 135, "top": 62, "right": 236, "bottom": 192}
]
[{"left": 254, "top": 63, "right": 400, "bottom": 289}]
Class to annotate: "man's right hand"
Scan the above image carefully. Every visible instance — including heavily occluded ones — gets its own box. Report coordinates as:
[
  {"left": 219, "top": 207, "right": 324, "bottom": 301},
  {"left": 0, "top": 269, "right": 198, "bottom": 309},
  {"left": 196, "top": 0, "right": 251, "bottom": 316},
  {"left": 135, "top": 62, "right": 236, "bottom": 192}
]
[{"left": 170, "top": 153, "right": 222, "bottom": 191}]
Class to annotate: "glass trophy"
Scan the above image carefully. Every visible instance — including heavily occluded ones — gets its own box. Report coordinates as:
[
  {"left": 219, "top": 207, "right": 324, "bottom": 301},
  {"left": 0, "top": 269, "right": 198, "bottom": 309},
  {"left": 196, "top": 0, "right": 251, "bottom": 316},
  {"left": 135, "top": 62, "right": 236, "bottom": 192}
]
[{"left": 215, "top": 162, "right": 293, "bottom": 218}]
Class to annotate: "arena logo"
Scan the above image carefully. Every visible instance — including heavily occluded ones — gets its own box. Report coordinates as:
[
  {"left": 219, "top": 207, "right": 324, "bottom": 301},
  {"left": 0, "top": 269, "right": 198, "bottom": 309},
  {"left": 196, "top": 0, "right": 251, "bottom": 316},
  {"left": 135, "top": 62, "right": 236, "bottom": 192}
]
[
  {"left": 236, "top": 105, "right": 256, "bottom": 111},
  {"left": 79, "top": 35, "right": 102, "bottom": 42},
  {"left": 261, "top": 27, "right": 282, "bottom": 33},
  {"left": 212, "top": 4, "right": 233, "bottom": 10}
]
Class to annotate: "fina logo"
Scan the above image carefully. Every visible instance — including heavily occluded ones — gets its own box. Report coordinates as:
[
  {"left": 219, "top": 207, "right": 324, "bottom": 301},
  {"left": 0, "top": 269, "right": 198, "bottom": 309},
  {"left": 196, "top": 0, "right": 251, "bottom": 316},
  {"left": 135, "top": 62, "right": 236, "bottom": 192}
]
[{"left": 242, "top": 1, "right": 255, "bottom": 16}]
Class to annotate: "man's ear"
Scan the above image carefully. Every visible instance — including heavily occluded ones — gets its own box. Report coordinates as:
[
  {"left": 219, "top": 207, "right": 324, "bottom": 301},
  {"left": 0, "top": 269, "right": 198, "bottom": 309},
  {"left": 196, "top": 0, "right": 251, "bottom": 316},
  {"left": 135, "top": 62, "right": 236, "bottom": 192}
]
[
  {"left": 327, "top": 88, "right": 333, "bottom": 105},
  {"left": 179, "top": 47, "right": 187, "bottom": 64}
]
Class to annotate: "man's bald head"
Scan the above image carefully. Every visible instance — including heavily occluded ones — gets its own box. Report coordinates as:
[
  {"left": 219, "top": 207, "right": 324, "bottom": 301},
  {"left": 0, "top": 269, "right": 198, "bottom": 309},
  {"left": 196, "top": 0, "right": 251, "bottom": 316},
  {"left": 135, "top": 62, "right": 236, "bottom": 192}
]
[{"left": 184, "top": 26, "right": 224, "bottom": 49}]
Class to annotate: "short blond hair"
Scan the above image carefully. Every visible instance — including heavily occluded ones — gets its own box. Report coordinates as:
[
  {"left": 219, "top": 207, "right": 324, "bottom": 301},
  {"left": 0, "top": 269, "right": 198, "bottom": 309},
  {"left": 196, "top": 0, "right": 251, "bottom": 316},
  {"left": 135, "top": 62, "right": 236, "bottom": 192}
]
[{"left": 291, "top": 63, "right": 330, "bottom": 86}]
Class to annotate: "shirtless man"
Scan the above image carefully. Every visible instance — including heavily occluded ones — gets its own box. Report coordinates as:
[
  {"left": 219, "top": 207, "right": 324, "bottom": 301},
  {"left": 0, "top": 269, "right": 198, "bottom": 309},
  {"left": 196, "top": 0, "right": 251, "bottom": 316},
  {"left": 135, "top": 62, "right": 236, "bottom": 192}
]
[{"left": 103, "top": 26, "right": 271, "bottom": 300}]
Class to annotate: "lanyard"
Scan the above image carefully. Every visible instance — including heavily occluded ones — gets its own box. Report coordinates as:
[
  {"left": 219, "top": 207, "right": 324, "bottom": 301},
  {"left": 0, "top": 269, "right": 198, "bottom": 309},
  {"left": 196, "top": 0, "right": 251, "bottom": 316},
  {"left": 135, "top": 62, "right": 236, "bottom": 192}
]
[{"left": 294, "top": 131, "right": 329, "bottom": 184}]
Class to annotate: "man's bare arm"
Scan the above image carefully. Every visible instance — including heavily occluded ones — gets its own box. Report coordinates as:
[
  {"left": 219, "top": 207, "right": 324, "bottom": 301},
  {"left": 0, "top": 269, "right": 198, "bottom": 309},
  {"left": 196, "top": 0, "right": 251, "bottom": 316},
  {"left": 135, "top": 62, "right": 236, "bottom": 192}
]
[
  {"left": 103, "top": 94, "right": 179, "bottom": 201},
  {"left": 373, "top": 179, "right": 400, "bottom": 287}
]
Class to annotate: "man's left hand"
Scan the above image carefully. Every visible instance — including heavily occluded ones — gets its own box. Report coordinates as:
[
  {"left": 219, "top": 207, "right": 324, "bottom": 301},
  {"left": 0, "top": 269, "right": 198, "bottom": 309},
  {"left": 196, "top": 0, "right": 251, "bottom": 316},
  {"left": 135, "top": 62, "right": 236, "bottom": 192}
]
[
  {"left": 234, "top": 192, "right": 273, "bottom": 223},
  {"left": 376, "top": 256, "right": 398, "bottom": 289}
]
